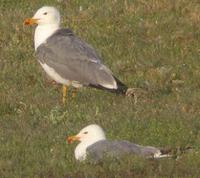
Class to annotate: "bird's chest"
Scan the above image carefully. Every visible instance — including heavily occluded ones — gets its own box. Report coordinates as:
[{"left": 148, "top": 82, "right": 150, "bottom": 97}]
[
  {"left": 34, "top": 25, "right": 58, "bottom": 50},
  {"left": 75, "top": 144, "right": 87, "bottom": 161}
]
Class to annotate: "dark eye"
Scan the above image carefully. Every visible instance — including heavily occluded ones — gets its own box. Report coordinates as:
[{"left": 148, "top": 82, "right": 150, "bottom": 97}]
[
  {"left": 43, "top": 12, "right": 48, "bottom": 15},
  {"left": 83, "top": 131, "right": 88, "bottom": 134}
]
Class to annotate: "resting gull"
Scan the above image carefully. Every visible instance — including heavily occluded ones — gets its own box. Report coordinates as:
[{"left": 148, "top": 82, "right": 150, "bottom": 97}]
[
  {"left": 67, "top": 124, "right": 171, "bottom": 162},
  {"left": 23, "top": 6, "right": 128, "bottom": 103}
]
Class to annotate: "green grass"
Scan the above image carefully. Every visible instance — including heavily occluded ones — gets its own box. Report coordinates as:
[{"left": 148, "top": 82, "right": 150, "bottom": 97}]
[{"left": 0, "top": 0, "right": 200, "bottom": 177}]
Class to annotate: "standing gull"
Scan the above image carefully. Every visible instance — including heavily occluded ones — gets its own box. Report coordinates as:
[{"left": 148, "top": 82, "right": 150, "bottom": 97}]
[
  {"left": 67, "top": 124, "right": 171, "bottom": 162},
  {"left": 24, "top": 6, "right": 128, "bottom": 103}
]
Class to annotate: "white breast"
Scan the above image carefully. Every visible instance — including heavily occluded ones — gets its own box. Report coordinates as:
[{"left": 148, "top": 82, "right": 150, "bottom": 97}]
[
  {"left": 34, "top": 24, "right": 59, "bottom": 50},
  {"left": 75, "top": 143, "right": 87, "bottom": 161}
]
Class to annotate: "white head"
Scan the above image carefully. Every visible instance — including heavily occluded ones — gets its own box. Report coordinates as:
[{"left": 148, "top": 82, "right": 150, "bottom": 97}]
[
  {"left": 67, "top": 124, "right": 106, "bottom": 161},
  {"left": 24, "top": 6, "right": 61, "bottom": 50},
  {"left": 24, "top": 6, "right": 60, "bottom": 26},
  {"left": 33, "top": 6, "right": 60, "bottom": 26}
]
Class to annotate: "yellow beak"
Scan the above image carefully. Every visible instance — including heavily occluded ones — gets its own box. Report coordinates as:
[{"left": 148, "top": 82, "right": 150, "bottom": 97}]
[
  {"left": 67, "top": 135, "right": 80, "bottom": 144},
  {"left": 23, "top": 18, "right": 39, "bottom": 25}
]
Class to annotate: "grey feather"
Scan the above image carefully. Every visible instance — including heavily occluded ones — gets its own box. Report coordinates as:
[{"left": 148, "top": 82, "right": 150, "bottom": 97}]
[
  {"left": 36, "top": 29, "right": 117, "bottom": 88},
  {"left": 86, "top": 140, "right": 162, "bottom": 162}
]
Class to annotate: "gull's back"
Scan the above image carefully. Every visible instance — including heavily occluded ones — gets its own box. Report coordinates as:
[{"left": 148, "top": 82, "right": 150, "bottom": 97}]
[{"left": 87, "top": 140, "right": 159, "bottom": 162}]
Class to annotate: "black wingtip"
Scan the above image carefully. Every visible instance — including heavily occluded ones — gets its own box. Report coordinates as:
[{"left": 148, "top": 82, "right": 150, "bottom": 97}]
[
  {"left": 159, "top": 146, "right": 194, "bottom": 157},
  {"left": 113, "top": 77, "right": 128, "bottom": 95},
  {"left": 89, "top": 77, "right": 128, "bottom": 95}
]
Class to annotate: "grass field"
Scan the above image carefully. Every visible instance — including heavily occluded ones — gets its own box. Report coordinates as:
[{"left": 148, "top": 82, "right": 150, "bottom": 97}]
[{"left": 0, "top": 0, "right": 200, "bottom": 177}]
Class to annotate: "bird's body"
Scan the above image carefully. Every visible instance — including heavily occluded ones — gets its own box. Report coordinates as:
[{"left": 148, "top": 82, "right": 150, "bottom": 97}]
[
  {"left": 24, "top": 6, "right": 127, "bottom": 95},
  {"left": 87, "top": 140, "right": 165, "bottom": 162},
  {"left": 67, "top": 124, "right": 171, "bottom": 162},
  {"left": 36, "top": 29, "right": 124, "bottom": 90}
]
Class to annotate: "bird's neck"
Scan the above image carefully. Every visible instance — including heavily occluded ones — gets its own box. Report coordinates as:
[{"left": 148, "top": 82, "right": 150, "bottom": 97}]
[
  {"left": 75, "top": 143, "right": 88, "bottom": 161},
  {"left": 75, "top": 138, "right": 106, "bottom": 161},
  {"left": 34, "top": 24, "right": 59, "bottom": 50}
]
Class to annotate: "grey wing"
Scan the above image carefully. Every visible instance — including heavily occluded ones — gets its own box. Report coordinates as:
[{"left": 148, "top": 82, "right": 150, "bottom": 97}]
[
  {"left": 50, "top": 29, "right": 102, "bottom": 63},
  {"left": 36, "top": 29, "right": 116, "bottom": 87},
  {"left": 119, "top": 141, "right": 162, "bottom": 158},
  {"left": 86, "top": 140, "right": 143, "bottom": 161},
  {"left": 87, "top": 140, "right": 162, "bottom": 162},
  {"left": 86, "top": 140, "right": 117, "bottom": 162}
]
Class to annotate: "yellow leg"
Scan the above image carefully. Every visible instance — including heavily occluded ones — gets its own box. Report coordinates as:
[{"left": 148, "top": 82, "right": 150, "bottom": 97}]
[
  {"left": 62, "top": 85, "right": 68, "bottom": 104},
  {"left": 72, "top": 88, "right": 78, "bottom": 98}
]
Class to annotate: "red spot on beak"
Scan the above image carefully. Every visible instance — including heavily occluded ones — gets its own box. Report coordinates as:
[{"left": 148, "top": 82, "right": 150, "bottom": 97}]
[
  {"left": 67, "top": 135, "right": 80, "bottom": 144},
  {"left": 23, "top": 18, "right": 38, "bottom": 25}
]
